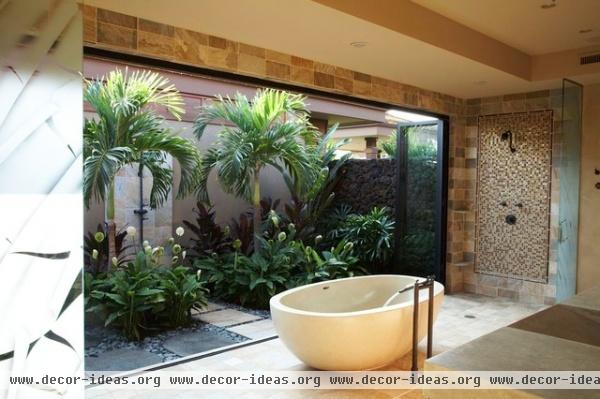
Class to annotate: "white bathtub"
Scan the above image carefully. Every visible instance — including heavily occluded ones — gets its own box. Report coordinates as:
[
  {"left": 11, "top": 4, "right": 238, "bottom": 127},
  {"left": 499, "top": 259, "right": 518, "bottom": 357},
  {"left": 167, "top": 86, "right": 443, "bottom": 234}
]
[{"left": 270, "top": 275, "right": 444, "bottom": 371}]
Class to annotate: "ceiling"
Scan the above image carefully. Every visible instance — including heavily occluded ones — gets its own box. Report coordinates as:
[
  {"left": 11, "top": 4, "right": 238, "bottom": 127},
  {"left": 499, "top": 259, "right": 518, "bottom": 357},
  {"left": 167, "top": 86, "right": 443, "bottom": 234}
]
[
  {"left": 413, "top": 0, "right": 600, "bottom": 55},
  {"left": 84, "top": 0, "right": 600, "bottom": 99}
]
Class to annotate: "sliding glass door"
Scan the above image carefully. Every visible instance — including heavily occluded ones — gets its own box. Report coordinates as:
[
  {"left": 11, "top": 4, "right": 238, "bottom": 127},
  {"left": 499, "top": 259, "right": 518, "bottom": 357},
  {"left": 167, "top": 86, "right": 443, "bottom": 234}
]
[{"left": 395, "top": 121, "right": 447, "bottom": 282}]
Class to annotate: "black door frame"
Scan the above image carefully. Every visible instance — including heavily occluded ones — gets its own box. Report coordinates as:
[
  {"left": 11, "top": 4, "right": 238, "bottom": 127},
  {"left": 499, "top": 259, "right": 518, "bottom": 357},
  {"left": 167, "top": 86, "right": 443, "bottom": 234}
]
[{"left": 395, "top": 121, "right": 448, "bottom": 284}]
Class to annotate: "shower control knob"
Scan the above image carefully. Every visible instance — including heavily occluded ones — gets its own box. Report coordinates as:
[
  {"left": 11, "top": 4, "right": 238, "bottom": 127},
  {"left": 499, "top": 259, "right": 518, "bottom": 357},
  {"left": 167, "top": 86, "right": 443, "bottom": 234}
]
[{"left": 506, "top": 214, "right": 517, "bottom": 225}]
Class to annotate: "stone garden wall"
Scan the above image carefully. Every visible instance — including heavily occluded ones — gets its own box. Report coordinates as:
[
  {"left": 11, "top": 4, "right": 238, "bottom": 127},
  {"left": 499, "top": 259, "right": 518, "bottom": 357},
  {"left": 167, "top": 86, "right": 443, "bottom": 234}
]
[{"left": 334, "top": 159, "right": 396, "bottom": 214}]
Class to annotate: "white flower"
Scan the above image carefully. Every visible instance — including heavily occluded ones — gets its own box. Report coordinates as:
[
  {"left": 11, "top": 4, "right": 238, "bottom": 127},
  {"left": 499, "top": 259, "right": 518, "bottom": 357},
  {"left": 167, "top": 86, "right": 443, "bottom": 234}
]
[
  {"left": 143, "top": 240, "right": 150, "bottom": 247},
  {"left": 172, "top": 244, "right": 182, "bottom": 255},
  {"left": 126, "top": 226, "right": 137, "bottom": 237},
  {"left": 271, "top": 216, "right": 279, "bottom": 227},
  {"left": 175, "top": 226, "right": 185, "bottom": 237},
  {"left": 152, "top": 246, "right": 165, "bottom": 257}
]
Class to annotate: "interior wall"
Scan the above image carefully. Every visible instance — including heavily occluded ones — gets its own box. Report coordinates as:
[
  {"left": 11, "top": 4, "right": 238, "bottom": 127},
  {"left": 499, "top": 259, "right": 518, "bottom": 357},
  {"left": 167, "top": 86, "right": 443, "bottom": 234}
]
[{"left": 578, "top": 83, "right": 600, "bottom": 292}]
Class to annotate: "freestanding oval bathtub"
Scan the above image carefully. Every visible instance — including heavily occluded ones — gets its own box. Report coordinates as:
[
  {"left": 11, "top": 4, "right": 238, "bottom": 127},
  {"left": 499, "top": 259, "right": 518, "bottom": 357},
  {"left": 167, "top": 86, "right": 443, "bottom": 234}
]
[{"left": 270, "top": 275, "right": 444, "bottom": 371}]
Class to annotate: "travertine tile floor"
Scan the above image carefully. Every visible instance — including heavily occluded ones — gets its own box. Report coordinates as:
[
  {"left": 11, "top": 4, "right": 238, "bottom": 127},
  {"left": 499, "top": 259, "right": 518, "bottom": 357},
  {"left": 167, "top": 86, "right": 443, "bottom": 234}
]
[{"left": 86, "top": 293, "right": 547, "bottom": 399}]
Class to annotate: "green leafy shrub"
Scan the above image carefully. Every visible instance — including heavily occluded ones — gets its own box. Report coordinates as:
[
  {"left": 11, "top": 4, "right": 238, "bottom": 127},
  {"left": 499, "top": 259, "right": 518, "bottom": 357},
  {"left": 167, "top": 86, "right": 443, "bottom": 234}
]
[
  {"left": 85, "top": 234, "right": 208, "bottom": 340},
  {"left": 86, "top": 252, "right": 166, "bottom": 340},
  {"left": 160, "top": 265, "right": 208, "bottom": 328},
  {"left": 195, "top": 225, "right": 366, "bottom": 309},
  {"left": 290, "top": 239, "right": 365, "bottom": 286},
  {"left": 195, "top": 236, "right": 296, "bottom": 309},
  {"left": 330, "top": 206, "right": 395, "bottom": 273}
]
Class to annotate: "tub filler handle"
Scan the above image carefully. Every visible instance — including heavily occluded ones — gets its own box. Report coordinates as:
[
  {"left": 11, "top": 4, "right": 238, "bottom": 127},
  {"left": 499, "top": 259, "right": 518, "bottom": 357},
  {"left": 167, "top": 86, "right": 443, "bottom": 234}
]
[{"left": 410, "top": 275, "right": 435, "bottom": 372}]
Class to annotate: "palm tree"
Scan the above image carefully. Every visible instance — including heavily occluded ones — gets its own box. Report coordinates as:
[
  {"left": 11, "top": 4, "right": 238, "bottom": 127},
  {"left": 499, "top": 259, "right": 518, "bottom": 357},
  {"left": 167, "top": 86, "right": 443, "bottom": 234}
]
[
  {"left": 194, "top": 89, "right": 319, "bottom": 253},
  {"left": 83, "top": 69, "right": 201, "bottom": 266}
]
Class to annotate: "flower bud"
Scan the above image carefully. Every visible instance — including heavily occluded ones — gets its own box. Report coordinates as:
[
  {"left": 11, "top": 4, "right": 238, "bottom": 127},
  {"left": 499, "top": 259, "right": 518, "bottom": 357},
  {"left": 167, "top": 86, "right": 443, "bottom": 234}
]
[
  {"left": 172, "top": 256, "right": 179, "bottom": 264},
  {"left": 223, "top": 225, "right": 231, "bottom": 237},
  {"left": 181, "top": 251, "right": 187, "bottom": 260},
  {"left": 288, "top": 223, "right": 296, "bottom": 231},
  {"left": 271, "top": 216, "right": 279, "bottom": 228},
  {"left": 91, "top": 249, "right": 99, "bottom": 260},
  {"left": 233, "top": 239, "right": 242, "bottom": 250},
  {"left": 126, "top": 226, "right": 136, "bottom": 237},
  {"left": 111, "top": 257, "right": 118, "bottom": 267},
  {"left": 172, "top": 244, "right": 182, "bottom": 255},
  {"left": 143, "top": 240, "right": 150, "bottom": 248},
  {"left": 144, "top": 246, "right": 152, "bottom": 256},
  {"left": 344, "top": 242, "right": 354, "bottom": 251},
  {"left": 167, "top": 237, "right": 175, "bottom": 245},
  {"left": 152, "top": 246, "right": 165, "bottom": 257},
  {"left": 94, "top": 232, "right": 105, "bottom": 243},
  {"left": 315, "top": 235, "right": 323, "bottom": 244},
  {"left": 175, "top": 226, "right": 185, "bottom": 237},
  {"left": 196, "top": 270, "right": 202, "bottom": 279},
  {"left": 278, "top": 232, "right": 287, "bottom": 242}
]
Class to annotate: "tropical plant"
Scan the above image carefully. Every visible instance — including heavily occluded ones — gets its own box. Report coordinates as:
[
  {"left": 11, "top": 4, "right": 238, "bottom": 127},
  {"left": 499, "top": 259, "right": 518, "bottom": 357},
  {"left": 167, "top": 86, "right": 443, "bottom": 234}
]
[
  {"left": 283, "top": 124, "right": 352, "bottom": 241},
  {"left": 330, "top": 207, "right": 395, "bottom": 273},
  {"left": 86, "top": 252, "right": 166, "bottom": 340},
  {"left": 380, "top": 129, "right": 398, "bottom": 159},
  {"left": 195, "top": 235, "right": 297, "bottom": 309},
  {"left": 290, "top": 239, "right": 365, "bottom": 286},
  {"left": 83, "top": 68, "right": 201, "bottom": 267},
  {"left": 85, "top": 234, "right": 207, "bottom": 339},
  {"left": 193, "top": 89, "right": 320, "bottom": 253},
  {"left": 379, "top": 126, "right": 437, "bottom": 159},
  {"left": 229, "top": 211, "right": 254, "bottom": 255},
  {"left": 183, "top": 202, "right": 230, "bottom": 258},
  {"left": 195, "top": 223, "right": 367, "bottom": 308},
  {"left": 84, "top": 224, "right": 131, "bottom": 274},
  {"left": 159, "top": 266, "right": 208, "bottom": 327}
]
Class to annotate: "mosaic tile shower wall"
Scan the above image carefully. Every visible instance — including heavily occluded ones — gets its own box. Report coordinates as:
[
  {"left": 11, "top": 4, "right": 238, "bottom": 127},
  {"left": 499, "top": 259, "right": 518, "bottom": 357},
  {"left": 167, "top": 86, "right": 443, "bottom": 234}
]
[{"left": 476, "top": 111, "right": 553, "bottom": 282}]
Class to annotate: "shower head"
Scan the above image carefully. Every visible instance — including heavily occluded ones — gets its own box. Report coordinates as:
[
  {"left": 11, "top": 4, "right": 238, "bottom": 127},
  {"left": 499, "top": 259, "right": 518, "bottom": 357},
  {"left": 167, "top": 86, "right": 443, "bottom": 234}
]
[{"left": 501, "top": 130, "right": 516, "bottom": 152}]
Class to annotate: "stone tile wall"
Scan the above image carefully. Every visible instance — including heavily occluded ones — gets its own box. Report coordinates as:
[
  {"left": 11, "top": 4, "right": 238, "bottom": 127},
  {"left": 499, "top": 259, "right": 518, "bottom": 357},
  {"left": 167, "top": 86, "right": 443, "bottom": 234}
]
[{"left": 457, "top": 91, "right": 563, "bottom": 304}]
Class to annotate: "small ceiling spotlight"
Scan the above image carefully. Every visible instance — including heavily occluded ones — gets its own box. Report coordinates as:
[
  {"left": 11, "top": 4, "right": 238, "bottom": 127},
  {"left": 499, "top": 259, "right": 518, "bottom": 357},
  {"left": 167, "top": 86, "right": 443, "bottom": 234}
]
[
  {"left": 349, "top": 41, "right": 368, "bottom": 48},
  {"left": 540, "top": 0, "right": 556, "bottom": 9}
]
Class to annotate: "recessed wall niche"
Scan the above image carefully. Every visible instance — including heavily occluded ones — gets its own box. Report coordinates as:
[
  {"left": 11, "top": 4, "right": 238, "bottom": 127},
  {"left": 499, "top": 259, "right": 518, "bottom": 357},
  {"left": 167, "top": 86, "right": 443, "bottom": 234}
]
[{"left": 475, "top": 110, "right": 553, "bottom": 282}]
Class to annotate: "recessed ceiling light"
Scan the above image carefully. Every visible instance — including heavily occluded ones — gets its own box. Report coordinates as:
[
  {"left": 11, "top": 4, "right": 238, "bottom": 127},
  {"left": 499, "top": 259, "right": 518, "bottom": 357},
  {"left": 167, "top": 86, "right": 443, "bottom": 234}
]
[
  {"left": 579, "top": 29, "right": 593, "bottom": 34},
  {"left": 540, "top": 0, "right": 556, "bottom": 9},
  {"left": 350, "top": 41, "right": 368, "bottom": 48}
]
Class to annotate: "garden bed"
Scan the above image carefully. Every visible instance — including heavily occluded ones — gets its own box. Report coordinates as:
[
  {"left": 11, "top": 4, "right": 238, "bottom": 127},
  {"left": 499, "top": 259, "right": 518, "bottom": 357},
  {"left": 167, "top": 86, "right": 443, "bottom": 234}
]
[{"left": 85, "top": 300, "right": 273, "bottom": 372}]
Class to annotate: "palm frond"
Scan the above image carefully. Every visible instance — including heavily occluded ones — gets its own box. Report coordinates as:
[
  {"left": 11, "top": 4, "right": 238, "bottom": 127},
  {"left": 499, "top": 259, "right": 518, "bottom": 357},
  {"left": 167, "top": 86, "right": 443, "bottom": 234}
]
[{"left": 83, "top": 68, "right": 200, "bottom": 209}]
